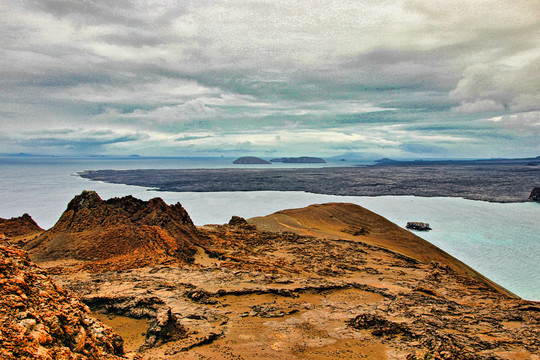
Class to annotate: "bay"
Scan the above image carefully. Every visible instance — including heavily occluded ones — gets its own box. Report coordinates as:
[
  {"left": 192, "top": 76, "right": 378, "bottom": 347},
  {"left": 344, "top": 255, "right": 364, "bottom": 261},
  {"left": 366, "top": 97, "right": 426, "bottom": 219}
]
[{"left": 0, "top": 157, "right": 538, "bottom": 300}]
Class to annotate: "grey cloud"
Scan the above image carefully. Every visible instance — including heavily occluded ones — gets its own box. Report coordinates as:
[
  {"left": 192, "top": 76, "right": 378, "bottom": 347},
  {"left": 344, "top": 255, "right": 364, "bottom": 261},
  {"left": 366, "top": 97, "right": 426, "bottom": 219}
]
[{"left": 1, "top": 0, "right": 539, "bottom": 158}]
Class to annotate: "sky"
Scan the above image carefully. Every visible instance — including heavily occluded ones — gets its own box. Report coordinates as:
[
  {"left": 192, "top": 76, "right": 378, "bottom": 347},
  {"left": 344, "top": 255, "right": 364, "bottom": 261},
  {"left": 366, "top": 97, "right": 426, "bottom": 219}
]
[{"left": 0, "top": 0, "right": 539, "bottom": 159}]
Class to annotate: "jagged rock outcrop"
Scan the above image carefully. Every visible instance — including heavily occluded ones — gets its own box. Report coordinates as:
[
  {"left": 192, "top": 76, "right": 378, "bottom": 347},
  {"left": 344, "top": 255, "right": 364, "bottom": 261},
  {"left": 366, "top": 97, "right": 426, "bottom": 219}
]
[
  {"left": 227, "top": 216, "right": 255, "bottom": 230},
  {"left": 529, "top": 187, "right": 540, "bottom": 202},
  {"left": 23, "top": 191, "right": 199, "bottom": 271},
  {"left": 140, "top": 308, "right": 189, "bottom": 351},
  {"left": 0, "top": 213, "right": 43, "bottom": 238},
  {"left": 0, "top": 241, "right": 127, "bottom": 359}
]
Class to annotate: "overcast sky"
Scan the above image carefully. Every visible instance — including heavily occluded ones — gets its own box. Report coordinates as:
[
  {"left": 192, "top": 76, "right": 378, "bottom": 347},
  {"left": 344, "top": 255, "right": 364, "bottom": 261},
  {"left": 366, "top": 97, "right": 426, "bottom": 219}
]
[{"left": 1, "top": 0, "right": 539, "bottom": 158}]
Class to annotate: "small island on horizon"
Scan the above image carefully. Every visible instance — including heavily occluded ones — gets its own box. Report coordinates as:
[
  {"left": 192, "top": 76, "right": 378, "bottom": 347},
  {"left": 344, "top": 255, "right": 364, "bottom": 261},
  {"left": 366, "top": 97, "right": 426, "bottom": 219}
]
[
  {"left": 232, "top": 156, "right": 271, "bottom": 164},
  {"left": 232, "top": 156, "right": 327, "bottom": 164}
]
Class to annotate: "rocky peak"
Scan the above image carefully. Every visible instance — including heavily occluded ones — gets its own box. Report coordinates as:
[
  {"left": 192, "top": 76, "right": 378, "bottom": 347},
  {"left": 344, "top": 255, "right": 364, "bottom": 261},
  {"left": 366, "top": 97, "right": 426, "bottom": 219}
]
[
  {"left": 66, "top": 190, "right": 103, "bottom": 212},
  {"left": 0, "top": 213, "right": 43, "bottom": 238},
  {"left": 24, "top": 191, "right": 199, "bottom": 270}
]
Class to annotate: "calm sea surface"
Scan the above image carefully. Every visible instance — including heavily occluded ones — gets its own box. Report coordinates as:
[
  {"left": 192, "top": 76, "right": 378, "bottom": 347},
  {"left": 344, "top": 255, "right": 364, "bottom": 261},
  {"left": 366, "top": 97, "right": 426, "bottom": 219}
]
[{"left": 0, "top": 157, "right": 538, "bottom": 300}]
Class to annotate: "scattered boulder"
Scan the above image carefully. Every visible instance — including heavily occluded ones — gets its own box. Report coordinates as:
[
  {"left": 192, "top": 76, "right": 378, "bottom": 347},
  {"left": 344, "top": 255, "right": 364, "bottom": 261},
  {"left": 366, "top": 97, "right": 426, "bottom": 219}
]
[{"left": 227, "top": 216, "right": 255, "bottom": 230}]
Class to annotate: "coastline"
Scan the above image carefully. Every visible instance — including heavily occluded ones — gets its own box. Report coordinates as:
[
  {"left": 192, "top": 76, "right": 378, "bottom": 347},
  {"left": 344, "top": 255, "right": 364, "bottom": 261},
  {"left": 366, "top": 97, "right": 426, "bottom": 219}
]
[
  {"left": 0, "top": 158, "right": 538, "bottom": 300},
  {"left": 79, "top": 164, "right": 540, "bottom": 203}
]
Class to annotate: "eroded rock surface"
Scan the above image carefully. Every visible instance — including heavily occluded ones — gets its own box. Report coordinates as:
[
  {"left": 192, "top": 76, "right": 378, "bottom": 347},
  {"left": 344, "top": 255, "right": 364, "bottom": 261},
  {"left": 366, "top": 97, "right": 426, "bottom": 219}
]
[
  {"left": 0, "top": 241, "right": 128, "bottom": 359},
  {"left": 0, "top": 213, "right": 43, "bottom": 239},
  {"left": 52, "top": 207, "right": 539, "bottom": 359}
]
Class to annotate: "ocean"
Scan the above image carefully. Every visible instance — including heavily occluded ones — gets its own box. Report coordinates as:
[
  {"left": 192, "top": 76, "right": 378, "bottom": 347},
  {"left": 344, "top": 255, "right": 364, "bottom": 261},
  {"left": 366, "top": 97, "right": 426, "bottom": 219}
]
[{"left": 0, "top": 156, "right": 538, "bottom": 300}]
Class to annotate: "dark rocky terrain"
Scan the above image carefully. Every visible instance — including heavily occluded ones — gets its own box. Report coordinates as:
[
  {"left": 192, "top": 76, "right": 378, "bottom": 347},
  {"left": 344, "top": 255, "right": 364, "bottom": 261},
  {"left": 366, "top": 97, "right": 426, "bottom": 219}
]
[
  {"left": 529, "top": 187, "right": 540, "bottom": 202},
  {"left": 2, "top": 193, "right": 539, "bottom": 359},
  {"left": 79, "top": 163, "right": 540, "bottom": 203},
  {"left": 270, "top": 157, "right": 326, "bottom": 163}
]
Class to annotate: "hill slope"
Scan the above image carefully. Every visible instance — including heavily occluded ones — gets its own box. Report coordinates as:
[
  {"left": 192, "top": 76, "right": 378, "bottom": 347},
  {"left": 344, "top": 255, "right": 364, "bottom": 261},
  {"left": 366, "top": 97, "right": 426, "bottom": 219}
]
[{"left": 248, "top": 202, "right": 516, "bottom": 297}]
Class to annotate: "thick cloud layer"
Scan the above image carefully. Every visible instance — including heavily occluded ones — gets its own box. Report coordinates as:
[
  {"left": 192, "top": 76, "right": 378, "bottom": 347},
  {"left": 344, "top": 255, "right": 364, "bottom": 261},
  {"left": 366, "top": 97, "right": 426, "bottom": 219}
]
[{"left": 1, "top": 0, "right": 538, "bottom": 158}]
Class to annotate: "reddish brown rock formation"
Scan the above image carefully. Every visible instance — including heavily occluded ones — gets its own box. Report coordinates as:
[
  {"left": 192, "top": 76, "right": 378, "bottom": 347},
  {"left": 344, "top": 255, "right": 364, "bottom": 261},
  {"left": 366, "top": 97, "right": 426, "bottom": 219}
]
[
  {"left": 0, "top": 241, "right": 127, "bottom": 359},
  {"left": 0, "top": 213, "right": 43, "bottom": 238},
  {"left": 23, "top": 191, "right": 199, "bottom": 271}
]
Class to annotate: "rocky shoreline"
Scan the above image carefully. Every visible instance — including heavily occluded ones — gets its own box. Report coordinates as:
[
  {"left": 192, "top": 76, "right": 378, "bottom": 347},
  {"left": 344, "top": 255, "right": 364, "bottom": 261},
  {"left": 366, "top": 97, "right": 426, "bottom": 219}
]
[{"left": 79, "top": 163, "right": 540, "bottom": 203}]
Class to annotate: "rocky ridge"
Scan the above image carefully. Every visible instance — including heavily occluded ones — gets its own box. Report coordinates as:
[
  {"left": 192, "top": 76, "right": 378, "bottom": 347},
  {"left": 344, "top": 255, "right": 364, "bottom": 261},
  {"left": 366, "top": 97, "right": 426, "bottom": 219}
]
[
  {"left": 0, "top": 213, "right": 43, "bottom": 239},
  {"left": 23, "top": 191, "right": 199, "bottom": 271}
]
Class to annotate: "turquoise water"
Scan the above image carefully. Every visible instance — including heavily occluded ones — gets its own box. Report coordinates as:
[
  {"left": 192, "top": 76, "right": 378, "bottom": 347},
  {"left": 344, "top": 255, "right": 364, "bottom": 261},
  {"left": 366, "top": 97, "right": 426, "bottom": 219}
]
[{"left": 0, "top": 157, "right": 538, "bottom": 300}]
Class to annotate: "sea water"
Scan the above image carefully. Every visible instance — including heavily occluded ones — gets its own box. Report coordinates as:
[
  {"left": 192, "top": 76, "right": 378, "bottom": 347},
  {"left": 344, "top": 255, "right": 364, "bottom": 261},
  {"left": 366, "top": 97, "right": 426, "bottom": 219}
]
[{"left": 0, "top": 157, "right": 538, "bottom": 300}]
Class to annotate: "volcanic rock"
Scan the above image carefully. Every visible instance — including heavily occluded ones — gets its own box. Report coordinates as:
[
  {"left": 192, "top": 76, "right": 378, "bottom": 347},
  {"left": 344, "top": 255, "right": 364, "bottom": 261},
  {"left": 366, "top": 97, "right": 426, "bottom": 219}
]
[
  {"left": 23, "top": 191, "right": 199, "bottom": 271},
  {"left": 529, "top": 187, "right": 540, "bottom": 202},
  {"left": 0, "top": 241, "right": 127, "bottom": 359},
  {"left": 0, "top": 213, "right": 43, "bottom": 238},
  {"left": 232, "top": 156, "right": 271, "bottom": 164},
  {"left": 140, "top": 308, "right": 189, "bottom": 351},
  {"left": 227, "top": 216, "right": 255, "bottom": 230}
]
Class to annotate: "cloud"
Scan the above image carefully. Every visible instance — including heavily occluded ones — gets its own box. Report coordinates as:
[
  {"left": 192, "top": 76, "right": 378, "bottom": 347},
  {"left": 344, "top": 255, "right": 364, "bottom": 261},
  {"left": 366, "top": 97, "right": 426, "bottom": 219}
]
[
  {"left": 451, "top": 100, "right": 505, "bottom": 114},
  {"left": 1, "top": 1, "right": 539, "bottom": 158},
  {"left": 450, "top": 60, "right": 540, "bottom": 112},
  {"left": 111, "top": 99, "right": 220, "bottom": 124},
  {"left": 486, "top": 111, "right": 540, "bottom": 134}
]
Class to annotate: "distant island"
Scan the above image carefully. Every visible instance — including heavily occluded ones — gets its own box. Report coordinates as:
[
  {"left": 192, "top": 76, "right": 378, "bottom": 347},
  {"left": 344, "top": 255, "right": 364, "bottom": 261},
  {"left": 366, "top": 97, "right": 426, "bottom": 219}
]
[
  {"left": 270, "top": 156, "right": 326, "bottom": 164},
  {"left": 233, "top": 156, "right": 271, "bottom": 164},
  {"left": 80, "top": 156, "right": 540, "bottom": 203}
]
